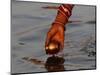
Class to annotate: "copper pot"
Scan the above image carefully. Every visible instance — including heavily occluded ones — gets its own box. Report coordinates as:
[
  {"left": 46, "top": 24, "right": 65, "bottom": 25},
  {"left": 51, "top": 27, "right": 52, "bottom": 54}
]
[{"left": 45, "top": 41, "right": 60, "bottom": 55}]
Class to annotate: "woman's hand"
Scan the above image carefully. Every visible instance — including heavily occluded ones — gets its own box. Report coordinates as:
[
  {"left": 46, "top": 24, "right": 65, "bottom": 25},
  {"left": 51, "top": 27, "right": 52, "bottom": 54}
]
[{"left": 45, "top": 23, "right": 65, "bottom": 53}]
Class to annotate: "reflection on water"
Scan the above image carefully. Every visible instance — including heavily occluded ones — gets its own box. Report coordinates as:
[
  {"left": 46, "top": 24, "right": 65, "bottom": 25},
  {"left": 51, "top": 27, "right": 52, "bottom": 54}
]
[
  {"left": 22, "top": 56, "right": 65, "bottom": 72},
  {"left": 45, "top": 56, "right": 65, "bottom": 72}
]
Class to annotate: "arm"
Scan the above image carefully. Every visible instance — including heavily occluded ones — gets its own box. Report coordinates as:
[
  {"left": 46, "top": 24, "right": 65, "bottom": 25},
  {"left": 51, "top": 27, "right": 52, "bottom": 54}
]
[
  {"left": 54, "top": 4, "right": 74, "bottom": 30},
  {"left": 45, "top": 4, "right": 74, "bottom": 55}
]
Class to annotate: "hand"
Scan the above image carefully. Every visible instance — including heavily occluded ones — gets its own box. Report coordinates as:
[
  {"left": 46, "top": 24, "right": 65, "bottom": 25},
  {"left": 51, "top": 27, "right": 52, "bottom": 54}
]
[{"left": 45, "top": 23, "right": 65, "bottom": 52}]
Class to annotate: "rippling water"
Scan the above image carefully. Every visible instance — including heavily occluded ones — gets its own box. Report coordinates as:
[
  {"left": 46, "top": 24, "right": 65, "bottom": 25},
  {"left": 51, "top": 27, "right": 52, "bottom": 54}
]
[{"left": 11, "top": 0, "right": 96, "bottom": 74}]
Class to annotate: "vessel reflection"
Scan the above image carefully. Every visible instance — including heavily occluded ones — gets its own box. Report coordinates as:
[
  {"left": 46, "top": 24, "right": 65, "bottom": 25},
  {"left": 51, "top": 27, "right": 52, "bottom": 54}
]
[
  {"left": 45, "top": 56, "right": 65, "bottom": 72},
  {"left": 22, "top": 56, "right": 65, "bottom": 72}
]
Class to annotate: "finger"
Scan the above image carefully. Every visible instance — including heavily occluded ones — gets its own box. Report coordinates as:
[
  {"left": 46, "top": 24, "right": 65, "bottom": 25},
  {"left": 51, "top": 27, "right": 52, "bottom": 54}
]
[
  {"left": 59, "top": 28, "right": 65, "bottom": 50},
  {"left": 60, "top": 32, "right": 65, "bottom": 50},
  {"left": 45, "top": 26, "right": 57, "bottom": 47},
  {"left": 53, "top": 31, "right": 64, "bottom": 50},
  {"left": 60, "top": 39, "right": 64, "bottom": 50}
]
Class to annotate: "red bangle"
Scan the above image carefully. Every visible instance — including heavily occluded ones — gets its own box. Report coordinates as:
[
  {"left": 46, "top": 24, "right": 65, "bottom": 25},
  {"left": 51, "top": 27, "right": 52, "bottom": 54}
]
[{"left": 58, "top": 9, "right": 69, "bottom": 20}]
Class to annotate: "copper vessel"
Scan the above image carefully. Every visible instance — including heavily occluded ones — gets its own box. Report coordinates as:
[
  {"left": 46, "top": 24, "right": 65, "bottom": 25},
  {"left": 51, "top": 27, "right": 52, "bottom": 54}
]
[{"left": 45, "top": 41, "right": 60, "bottom": 55}]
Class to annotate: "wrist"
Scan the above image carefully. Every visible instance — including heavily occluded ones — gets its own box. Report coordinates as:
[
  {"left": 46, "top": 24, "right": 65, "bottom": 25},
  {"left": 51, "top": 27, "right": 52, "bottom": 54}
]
[{"left": 52, "top": 22, "right": 66, "bottom": 31}]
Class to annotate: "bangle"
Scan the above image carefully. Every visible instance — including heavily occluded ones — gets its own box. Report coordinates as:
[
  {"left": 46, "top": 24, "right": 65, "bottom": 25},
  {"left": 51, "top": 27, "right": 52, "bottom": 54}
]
[{"left": 58, "top": 9, "right": 69, "bottom": 21}]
